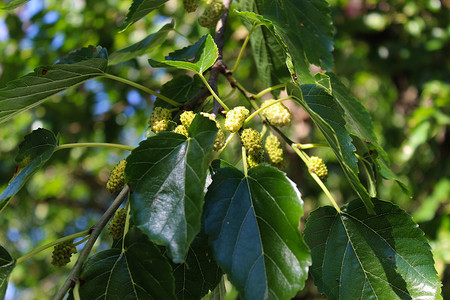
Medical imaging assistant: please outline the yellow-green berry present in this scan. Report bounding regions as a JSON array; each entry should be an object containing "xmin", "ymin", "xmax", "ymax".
[
  {"xmin": 261, "ymin": 100, "xmax": 292, "ymax": 127},
  {"xmin": 224, "ymin": 106, "xmax": 249, "ymax": 133},
  {"xmin": 214, "ymin": 129, "xmax": 226, "ymax": 151},
  {"xmin": 309, "ymin": 156, "xmax": 328, "ymax": 180},
  {"xmin": 109, "ymin": 208, "xmax": 127, "ymax": 240},
  {"xmin": 265, "ymin": 134, "xmax": 285, "ymax": 169},
  {"xmin": 149, "ymin": 107, "xmax": 172, "ymax": 134},
  {"xmin": 199, "ymin": 0, "xmax": 225, "ymax": 28},
  {"xmin": 241, "ymin": 128, "xmax": 262, "ymax": 155},
  {"xmin": 183, "ymin": 0, "xmax": 199, "ymax": 12},
  {"xmin": 51, "ymin": 240, "xmax": 77, "ymax": 267},
  {"xmin": 106, "ymin": 160, "xmax": 127, "ymax": 194},
  {"xmin": 174, "ymin": 125, "xmax": 189, "ymax": 137},
  {"xmin": 180, "ymin": 111, "xmax": 196, "ymax": 128},
  {"xmin": 247, "ymin": 149, "xmax": 264, "ymax": 169}
]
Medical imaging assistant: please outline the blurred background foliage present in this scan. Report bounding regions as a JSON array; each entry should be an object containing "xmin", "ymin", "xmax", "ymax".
[{"xmin": 0, "ymin": 0, "xmax": 448, "ymax": 298}]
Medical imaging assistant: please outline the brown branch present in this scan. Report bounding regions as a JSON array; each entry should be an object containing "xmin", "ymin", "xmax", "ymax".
[{"xmin": 52, "ymin": 186, "xmax": 129, "ymax": 300}]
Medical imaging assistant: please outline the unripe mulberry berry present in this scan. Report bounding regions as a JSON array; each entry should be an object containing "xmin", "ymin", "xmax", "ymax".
[
  {"xmin": 224, "ymin": 106, "xmax": 249, "ymax": 133},
  {"xmin": 261, "ymin": 100, "xmax": 292, "ymax": 127},
  {"xmin": 247, "ymin": 149, "xmax": 264, "ymax": 168},
  {"xmin": 200, "ymin": 112, "xmax": 225, "ymax": 151},
  {"xmin": 180, "ymin": 111, "xmax": 196, "ymax": 128},
  {"xmin": 174, "ymin": 125, "xmax": 189, "ymax": 137},
  {"xmin": 149, "ymin": 107, "xmax": 172, "ymax": 134},
  {"xmin": 51, "ymin": 240, "xmax": 77, "ymax": 267},
  {"xmin": 265, "ymin": 134, "xmax": 285, "ymax": 169},
  {"xmin": 107, "ymin": 160, "xmax": 126, "ymax": 194},
  {"xmin": 183, "ymin": 0, "xmax": 199, "ymax": 12},
  {"xmin": 199, "ymin": 0, "xmax": 225, "ymax": 28},
  {"xmin": 109, "ymin": 208, "xmax": 127, "ymax": 240},
  {"xmin": 241, "ymin": 128, "xmax": 262, "ymax": 155},
  {"xmin": 309, "ymin": 156, "xmax": 328, "ymax": 180}
]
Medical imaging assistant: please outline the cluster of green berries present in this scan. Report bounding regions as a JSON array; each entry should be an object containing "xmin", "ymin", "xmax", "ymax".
[
  {"xmin": 199, "ymin": 0, "xmax": 225, "ymax": 28},
  {"xmin": 225, "ymin": 106, "xmax": 249, "ymax": 133},
  {"xmin": 51, "ymin": 241, "xmax": 77, "ymax": 267},
  {"xmin": 149, "ymin": 107, "xmax": 172, "ymax": 134},
  {"xmin": 241, "ymin": 128, "xmax": 265, "ymax": 168},
  {"xmin": 265, "ymin": 134, "xmax": 285, "ymax": 169},
  {"xmin": 106, "ymin": 160, "xmax": 126, "ymax": 193},
  {"xmin": 183, "ymin": 0, "xmax": 199, "ymax": 12},
  {"xmin": 109, "ymin": 208, "xmax": 127, "ymax": 240},
  {"xmin": 261, "ymin": 100, "xmax": 292, "ymax": 127},
  {"xmin": 309, "ymin": 156, "xmax": 328, "ymax": 180}
]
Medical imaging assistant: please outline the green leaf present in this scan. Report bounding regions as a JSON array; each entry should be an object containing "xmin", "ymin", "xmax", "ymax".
[
  {"xmin": 0, "ymin": 245, "xmax": 15, "ymax": 299},
  {"xmin": 110, "ymin": 22, "xmax": 174, "ymax": 65},
  {"xmin": 126, "ymin": 115, "xmax": 218, "ymax": 263},
  {"xmin": 0, "ymin": 0, "xmax": 30, "ymax": 10},
  {"xmin": 57, "ymin": 45, "xmax": 108, "ymax": 64},
  {"xmin": 0, "ymin": 129, "xmax": 57, "ymax": 213},
  {"xmin": 121, "ymin": 0, "xmax": 169, "ymax": 31},
  {"xmin": 154, "ymin": 75, "xmax": 203, "ymax": 109},
  {"xmin": 209, "ymin": 277, "xmax": 226, "ymax": 300},
  {"xmin": 77, "ymin": 227, "xmax": 176, "ymax": 299},
  {"xmin": 149, "ymin": 34, "xmax": 218, "ymax": 74},
  {"xmin": 0, "ymin": 59, "xmax": 107, "ymax": 124},
  {"xmin": 235, "ymin": 11, "xmax": 290, "ymax": 89},
  {"xmin": 286, "ymin": 82, "xmax": 375, "ymax": 213},
  {"xmin": 204, "ymin": 165, "xmax": 311, "ymax": 300},
  {"xmin": 304, "ymin": 198, "xmax": 442, "ymax": 300},
  {"xmin": 240, "ymin": 0, "xmax": 334, "ymax": 84},
  {"xmin": 326, "ymin": 72, "xmax": 409, "ymax": 194},
  {"xmin": 172, "ymin": 229, "xmax": 223, "ymax": 299}
]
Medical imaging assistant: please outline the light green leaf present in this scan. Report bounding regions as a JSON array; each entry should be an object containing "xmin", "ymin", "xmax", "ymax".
[
  {"xmin": 76, "ymin": 227, "xmax": 176, "ymax": 299},
  {"xmin": 57, "ymin": 45, "xmax": 108, "ymax": 64},
  {"xmin": 126, "ymin": 115, "xmax": 218, "ymax": 263},
  {"xmin": 154, "ymin": 75, "xmax": 203, "ymax": 109},
  {"xmin": 304, "ymin": 198, "xmax": 442, "ymax": 300},
  {"xmin": 235, "ymin": 11, "xmax": 290, "ymax": 90},
  {"xmin": 0, "ymin": 129, "xmax": 57, "ymax": 213},
  {"xmin": 0, "ymin": 245, "xmax": 15, "ymax": 299},
  {"xmin": 121, "ymin": 0, "xmax": 169, "ymax": 31},
  {"xmin": 0, "ymin": 59, "xmax": 107, "ymax": 124},
  {"xmin": 149, "ymin": 34, "xmax": 218, "ymax": 74},
  {"xmin": 286, "ymin": 83, "xmax": 375, "ymax": 213},
  {"xmin": 110, "ymin": 22, "xmax": 174, "ymax": 65},
  {"xmin": 0, "ymin": 0, "xmax": 30, "ymax": 10},
  {"xmin": 204, "ymin": 165, "xmax": 311, "ymax": 300}
]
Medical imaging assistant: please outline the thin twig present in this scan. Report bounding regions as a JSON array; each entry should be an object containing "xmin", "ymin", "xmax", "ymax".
[{"xmin": 53, "ymin": 186, "xmax": 129, "ymax": 300}]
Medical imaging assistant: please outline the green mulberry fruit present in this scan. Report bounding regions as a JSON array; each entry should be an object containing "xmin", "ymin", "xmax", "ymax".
[
  {"xmin": 106, "ymin": 160, "xmax": 126, "ymax": 193},
  {"xmin": 183, "ymin": 0, "xmax": 199, "ymax": 12},
  {"xmin": 109, "ymin": 208, "xmax": 127, "ymax": 240},
  {"xmin": 265, "ymin": 134, "xmax": 285, "ymax": 169},
  {"xmin": 199, "ymin": 0, "xmax": 225, "ymax": 28},
  {"xmin": 247, "ymin": 149, "xmax": 264, "ymax": 168},
  {"xmin": 200, "ymin": 112, "xmax": 225, "ymax": 151},
  {"xmin": 174, "ymin": 124, "xmax": 189, "ymax": 137},
  {"xmin": 51, "ymin": 240, "xmax": 77, "ymax": 267},
  {"xmin": 309, "ymin": 156, "xmax": 328, "ymax": 180},
  {"xmin": 224, "ymin": 106, "xmax": 249, "ymax": 133},
  {"xmin": 149, "ymin": 107, "xmax": 172, "ymax": 134},
  {"xmin": 261, "ymin": 99, "xmax": 292, "ymax": 127},
  {"xmin": 241, "ymin": 128, "xmax": 262, "ymax": 155},
  {"xmin": 180, "ymin": 111, "xmax": 196, "ymax": 128}
]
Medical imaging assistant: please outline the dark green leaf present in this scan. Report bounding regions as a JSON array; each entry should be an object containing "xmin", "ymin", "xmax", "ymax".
[
  {"xmin": 154, "ymin": 75, "xmax": 203, "ymax": 109},
  {"xmin": 0, "ymin": 245, "xmax": 15, "ymax": 299},
  {"xmin": 149, "ymin": 35, "xmax": 218, "ymax": 74},
  {"xmin": 304, "ymin": 198, "xmax": 442, "ymax": 300},
  {"xmin": 326, "ymin": 72, "xmax": 409, "ymax": 194},
  {"xmin": 172, "ymin": 230, "xmax": 223, "ymax": 299},
  {"xmin": 0, "ymin": 129, "xmax": 57, "ymax": 213},
  {"xmin": 110, "ymin": 22, "xmax": 174, "ymax": 65},
  {"xmin": 235, "ymin": 11, "xmax": 290, "ymax": 89},
  {"xmin": 0, "ymin": 59, "xmax": 107, "ymax": 124},
  {"xmin": 126, "ymin": 115, "xmax": 218, "ymax": 263},
  {"xmin": 57, "ymin": 45, "xmax": 108, "ymax": 64},
  {"xmin": 121, "ymin": 0, "xmax": 169, "ymax": 30},
  {"xmin": 0, "ymin": 0, "xmax": 30, "ymax": 10},
  {"xmin": 287, "ymin": 82, "xmax": 375, "ymax": 213},
  {"xmin": 204, "ymin": 165, "xmax": 311, "ymax": 300},
  {"xmin": 77, "ymin": 227, "xmax": 176, "ymax": 299}
]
